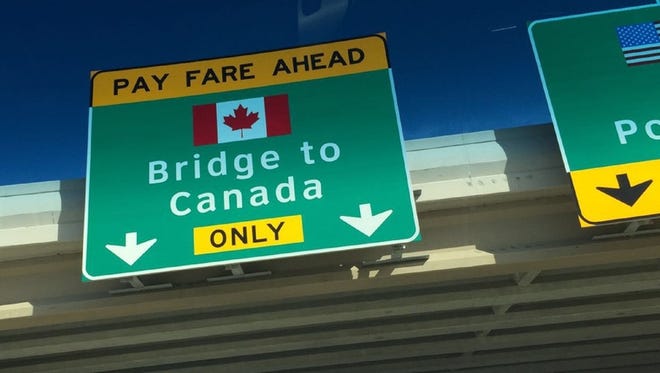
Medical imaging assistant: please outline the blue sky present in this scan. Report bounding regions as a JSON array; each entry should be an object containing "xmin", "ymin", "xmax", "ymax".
[{"xmin": 0, "ymin": 0, "xmax": 654, "ymax": 186}]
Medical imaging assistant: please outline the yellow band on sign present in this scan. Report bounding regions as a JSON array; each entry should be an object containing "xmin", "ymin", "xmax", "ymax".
[
  {"xmin": 570, "ymin": 159, "xmax": 660, "ymax": 226},
  {"xmin": 193, "ymin": 215, "xmax": 304, "ymax": 255},
  {"xmin": 91, "ymin": 35, "xmax": 389, "ymax": 107}
]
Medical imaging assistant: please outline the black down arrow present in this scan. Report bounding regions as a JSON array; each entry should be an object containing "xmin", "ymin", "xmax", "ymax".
[{"xmin": 596, "ymin": 173, "xmax": 653, "ymax": 207}]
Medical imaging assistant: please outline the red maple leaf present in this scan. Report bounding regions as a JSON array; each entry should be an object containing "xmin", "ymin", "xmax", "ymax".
[{"xmin": 223, "ymin": 104, "xmax": 259, "ymax": 138}]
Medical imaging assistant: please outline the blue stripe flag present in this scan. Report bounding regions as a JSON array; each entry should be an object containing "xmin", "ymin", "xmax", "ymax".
[{"xmin": 616, "ymin": 21, "xmax": 660, "ymax": 66}]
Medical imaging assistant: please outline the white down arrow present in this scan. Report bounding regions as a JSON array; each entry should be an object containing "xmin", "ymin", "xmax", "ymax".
[
  {"xmin": 105, "ymin": 232, "xmax": 157, "ymax": 266},
  {"xmin": 339, "ymin": 203, "xmax": 393, "ymax": 237}
]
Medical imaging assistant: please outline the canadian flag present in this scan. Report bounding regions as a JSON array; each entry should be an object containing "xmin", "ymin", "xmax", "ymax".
[{"xmin": 193, "ymin": 94, "xmax": 291, "ymax": 146}]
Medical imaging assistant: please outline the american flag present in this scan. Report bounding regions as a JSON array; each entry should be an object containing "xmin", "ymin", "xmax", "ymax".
[{"xmin": 616, "ymin": 21, "xmax": 660, "ymax": 66}]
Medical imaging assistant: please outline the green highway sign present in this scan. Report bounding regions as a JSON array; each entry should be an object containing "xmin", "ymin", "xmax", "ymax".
[
  {"xmin": 83, "ymin": 35, "xmax": 420, "ymax": 280},
  {"xmin": 530, "ymin": 4, "xmax": 660, "ymax": 172},
  {"xmin": 530, "ymin": 5, "xmax": 660, "ymax": 225}
]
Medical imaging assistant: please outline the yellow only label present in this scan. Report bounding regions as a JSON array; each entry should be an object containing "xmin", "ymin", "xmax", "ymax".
[
  {"xmin": 571, "ymin": 159, "xmax": 660, "ymax": 226},
  {"xmin": 193, "ymin": 215, "xmax": 304, "ymax": 255},
  {"xmin": 91, "ymin": 35, "xmax": 389, "ymax": 107}
]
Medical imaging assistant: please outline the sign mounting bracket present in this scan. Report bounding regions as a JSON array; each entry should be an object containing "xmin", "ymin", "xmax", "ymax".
[
  {"xmin": 108, "ymin": 276, "xmax": 173, "ymax": 295},
  {"xmin": 592, "ymin": 219, "xmax": 660, "ymax": 240},
  {"xmin": 361, "ymin": 244, "xmax": 428, "ymax": 267},
  {"xmin": 206, "ymin": 264, "xmax": 272, "ymax": 283}
]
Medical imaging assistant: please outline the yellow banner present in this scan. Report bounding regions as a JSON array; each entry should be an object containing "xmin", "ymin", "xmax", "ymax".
[
  {"xmin": 571, "ymin": 159, "xmax": 660, "ymax": 226},
  {"xmin": 193, "ymin": 215, "xmax": 304, "ymax": 255},
  {"xmin": 91, "ymin": 35, "xmax": 389, "ymax": 107}
]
